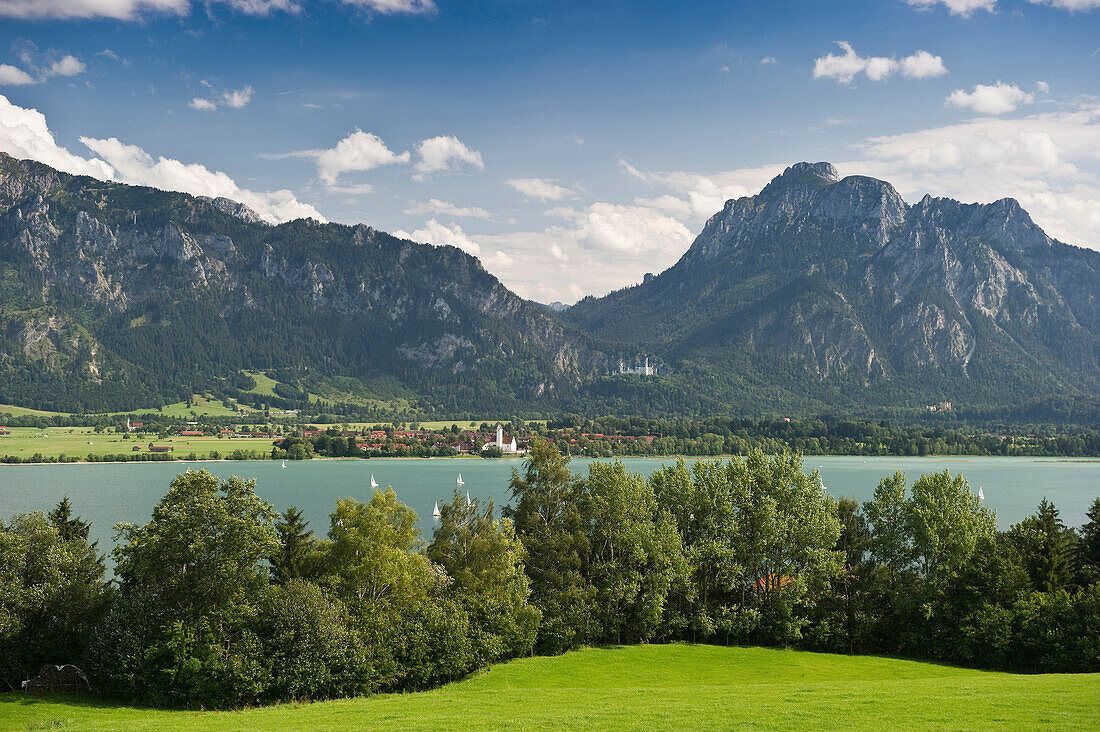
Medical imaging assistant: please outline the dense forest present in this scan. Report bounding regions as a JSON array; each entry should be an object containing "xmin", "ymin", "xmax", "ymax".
[{"xmin": 2, "ymin": 444, "xmax": 1098, "ymax": 707}]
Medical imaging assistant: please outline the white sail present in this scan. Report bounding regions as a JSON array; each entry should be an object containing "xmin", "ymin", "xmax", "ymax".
[
  {"xmin": 371, "ymin": 474, "xmax": 379, "ymax": 488},
  {"xmin": 466, "ymin": 490, "xmax": 472, "ymax": 506},
  {"xmin": 978, "ymin": 487, "xmax": 985, "ymax": 501},
  {"xmin": 433, "ymin": 502, "xmax": 441, "ymax": 518},
  {"xmin": 281, "ymin": 460, "xmax": 286, "ymax": 469},
  {"xmin": 457, "ymin": 473, "xmax": 465, "ymax": 486}
]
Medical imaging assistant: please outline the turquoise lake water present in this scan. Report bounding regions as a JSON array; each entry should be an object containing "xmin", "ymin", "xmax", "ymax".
[{"xmin": 2, "ymin": 456, "xmax": 1098, "ymax": 557}]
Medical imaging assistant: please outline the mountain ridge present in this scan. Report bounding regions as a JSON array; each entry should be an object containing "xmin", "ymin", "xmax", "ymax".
[
  {"xmin": 1, "ymin": 151, "xmax": 1097, "ymax": 420},
  {"xmin": 566, "ymin": 161, "xmax": 1100, "ymax": 413}
]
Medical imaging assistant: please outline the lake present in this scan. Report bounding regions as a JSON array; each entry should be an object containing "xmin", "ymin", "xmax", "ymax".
[{"xmin": 2, "ymin": 456, "xmax": 1098, "ymax": 558}]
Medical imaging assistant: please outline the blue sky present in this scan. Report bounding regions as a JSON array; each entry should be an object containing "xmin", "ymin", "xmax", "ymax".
[{"xmin": 0, "ymin": 0, "xmax": 1097, "ymax": 302}]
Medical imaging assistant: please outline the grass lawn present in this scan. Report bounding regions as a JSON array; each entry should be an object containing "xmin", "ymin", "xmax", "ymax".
[
  {"xmin": 242, "ymin": 370, "xmax": 279, "ymax": 398},
  {"xmin": 0, "ymin": 396, "xmax": 253, "ymax": 421},
  {"xmin": 0, "ymin": 426, "xmax": 275, "ymax": 460},
  {"xmin": 0, "ymin": 403, "xmax": 69, "ymax": 418},
  {"xmin": 1, "ymin": 645, "xmax": 1097, "ymax": 731}
]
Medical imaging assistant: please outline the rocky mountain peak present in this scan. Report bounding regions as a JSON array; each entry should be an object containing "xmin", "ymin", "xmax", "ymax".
[
  {"xmin": 911, "ymin": 194, "xmax": 1052, "ymax": 252},
  {"xmin": 760, "ymin": 161, "xmax": 839, "ymax": 194},
  {"xmin": 199, "ymin": 196, "xmax": 267, "ymax": 225}
]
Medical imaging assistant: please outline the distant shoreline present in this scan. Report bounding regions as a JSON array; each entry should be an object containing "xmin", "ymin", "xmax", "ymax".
[{"xmin": 3, "ymin": 454, "xmax": 1099, "ymax": 467}]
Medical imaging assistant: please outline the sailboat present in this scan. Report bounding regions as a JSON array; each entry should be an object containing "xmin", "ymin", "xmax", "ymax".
[
  {"xmin": 433, "ymin": 502, "xmax": 441, "ymax": 519},
  {"xmin": 371, "ymin": 474, "xmax": 379, "ymax": 489},
  {"xmin": 281, "ymin": 460, "xmax": 286, "ymax": 469},
  {"xmin": 978, "ymin": 486, "xmax": 985, "ymax": 501},
  {"xmin": 466, "ymin": 490, "xmax": 472, "ymax": 506},
  {"xmin": 456, "ymin": 473, "xmax": 465, "ymax": 487}
]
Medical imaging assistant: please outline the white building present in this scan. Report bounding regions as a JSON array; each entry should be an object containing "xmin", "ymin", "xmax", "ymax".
[{"xmin": 484, "ymin": 423, "xmax": 520, "ymax": 453}]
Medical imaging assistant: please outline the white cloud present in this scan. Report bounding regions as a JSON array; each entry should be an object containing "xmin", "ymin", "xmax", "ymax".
[
  {"xmin": 900, "ymin": 50, "xmax": 948, "ymax": 79},
  {"xmin": 813, "ymin": 42, "xmax": 947, "ymax": 84},
  {"xmin": 221, "ymin": 0, "xmax": 300, "ymax": 14},
  {"xmin": 48, "ymin": 55, "xmax": 85, "ymax": 77},
  {"xmin": 404, "ymin": 198, "xmax": 491, "ymax": 218},
  {"xmin": 275, "ymin": 129, "xmax": 410, "ymax": 189},
  {"xmin": 189, "ymin": 86, "xmax": 254, "ymax": 111},
  {"xmin": 946, "ymin": 82, "xmax": 1034, "ymax": 115},
  {"xmin": 552, "ymin": 202, "xmax": 694, "ymax": 254},
  {"xmin": 620, "ymin": 159, "xmax": 780, "ymax": 219},
  {"xmin": 469, "ymin": 202, "xmax": 695, "ymax": 302},
  {"xmin": 81, "ymin": 136, "xmax": 323, "ymax": 222},
  {"xmin": 814, "ymin": 42, "xmax": 892, "ymax": 84},
  {"xmin": 0, "ymin": 94, "xmax": 113, "ymax": 177},
  {"xmin": 394, "ymin": 219, "xmax": 480, "ymax": 256},
  {"xmin": 760, "ymin": 56, "xmax": 778, "ymax": 65},
  {"xmin": 413, "ymin": 135, "xmax": 484, "ymax": 178},
  {"xmin": 632, "ymin": 194, "xmax": 695, "ymax": 218},
  {"xmin": 340, "ymin": 0, "xmax": 436, "ymax": 14},
  {"xmin": 1027, "ymin": 0, "xmax": 1100, "ymax": 10},
  {"xmin": 0, "ymin": 0, "xmax": 304, "ymax": 19},
  {"xmin": 0, "ymin": 64, "xmax": 34, "ymax": 86},
  {"xmin": 905, "ymin": 0, "xmax": 997, "ymax": 14},
  {"xmin": 221, "ymin": 86, "xmax": 253, "ymax": 109},
  {"xmin": 317, "ymin": 130, "xmax": 409, "ymax": 185},
  {"xmin": 1036, "ymin": 80, "xmax": 1051, "ymax": 93},
  {"xmin": 506, "ymin": 177, "xmax": 574, "ymax": 201},
  {"xmin": 0, "ymin": 94, "xmax": 321, "ymax": 224}
]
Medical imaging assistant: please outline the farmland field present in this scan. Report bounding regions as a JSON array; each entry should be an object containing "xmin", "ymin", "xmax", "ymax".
[
  {"xmin": 0, "ymin": 426, "xmax": 275, "ymax": 460},
  {"xmin": 0, "ymin": 645, "xmax": 1097, "ymax": 731}
]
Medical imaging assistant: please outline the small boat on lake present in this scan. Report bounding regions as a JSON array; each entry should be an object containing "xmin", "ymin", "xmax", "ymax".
[
  {"xmin": 433, "ymin": 502, "xmax": 441, "ymax": 519},
  {"xmin": 371, "ymin": 474, "xmax": 379, "ymax": 489}
]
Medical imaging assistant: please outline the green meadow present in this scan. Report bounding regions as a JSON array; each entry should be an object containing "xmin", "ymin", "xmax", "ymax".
[
  {"xmin": 0, "ymin": 426, "xmax": 275, "ymax": 460},
  {"xmin": 1, "ymin": 645, "xmax": 1097, "ymax": 731}
]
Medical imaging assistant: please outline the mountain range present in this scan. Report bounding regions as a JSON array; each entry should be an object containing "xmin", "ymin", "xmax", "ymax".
[{"xmin": 1, "ymin": 153, "xmax": 1097, "ymax": 421}]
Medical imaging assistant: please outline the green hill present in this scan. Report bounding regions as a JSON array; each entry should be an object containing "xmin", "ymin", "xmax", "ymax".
[{"xmin": 3, "ymin": 645, "xmax": 1098, "ymax": 731}]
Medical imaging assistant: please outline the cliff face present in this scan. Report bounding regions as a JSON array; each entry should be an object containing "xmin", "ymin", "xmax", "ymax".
[
  {"xmin": 567, "ymin": 162, "xmax": 1100, "ymax": 408},
  {"xmin": 0, "ymin": 153, "xmax": 602, "ymax": 412}
]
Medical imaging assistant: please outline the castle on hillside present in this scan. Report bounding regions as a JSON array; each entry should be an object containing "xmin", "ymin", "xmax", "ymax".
[{"xmin": 619, "ymin": 357, "xmax": 656, "ymax": 376}]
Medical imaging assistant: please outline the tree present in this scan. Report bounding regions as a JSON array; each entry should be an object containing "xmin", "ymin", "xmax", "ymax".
[
  {"xmin": 863, "ymin": 472, "xmax": 912, "ymax": 578},
  {"xmin": 583, "ymin": 460, "xmax": 686, "ymax": 645},
  {"xmin": 0, "ymin": 511, "xmax": 104, "ymax": 691},
  {"xmin": 505, "ymin": 439, "xmax": 593, "ymax": 654},
  {"xmin": 48, "ymin": 496, "xmax": 91, "ymax": 543},
  {"xmin": 258, "ymin": 579, "xmax": 369, "ymax": 701},
  {"xmin": 836, "ymin": 498, "xmax": 869, "ymax": 571},
  {"xmin": 1007, "ymin": 499, "xmax": 1077, "ymax": 593},
  {"xmin": 320, "ymin": 490, "xmax": 434, "ymax": 615},
  {"xmin": 724, "ymin": 449, "xmax": 843, "ymax": 645},
  {"xmin": 96, "ymin": 470, "xmax": 279, "ymax": 706},
  {"xmin": 650, "ymin": 459, "xmax": 735, "ymax": 642},
  {"xmin": 1079, "ymin": 498, "xmax": 1100, "ymax": 585},
  {"xmin": 428, "ymin": 490, "xmax": 539, "ymax": 666},
  {"xmin": 907, "ymin": 470, "xmax": 996, "ymax": 582},
  {"xmin": 270, "ymin": 506, "xmax": 317, "ymax": 583},
  {"xmin": 112, "ymin": 469, "xmax": 278, "ymax": 622}
]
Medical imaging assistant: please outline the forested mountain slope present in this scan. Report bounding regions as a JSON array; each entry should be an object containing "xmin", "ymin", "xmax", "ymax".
[
  {"xmin": 0, "ymin": 153, "xmax": 604, "ymax": 413},
  {"xmin": 2, "ymin": 153, "xmax": 1098, "ymax": 419},
  {"xmin": 566, "ymin": 162, "xmax": 1100, "ymax": 415}
]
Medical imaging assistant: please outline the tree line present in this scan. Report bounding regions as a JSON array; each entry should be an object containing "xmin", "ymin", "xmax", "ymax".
[{"xmin": 1, "ymin": 442, "xmax": 1098, "ymax": 707}]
